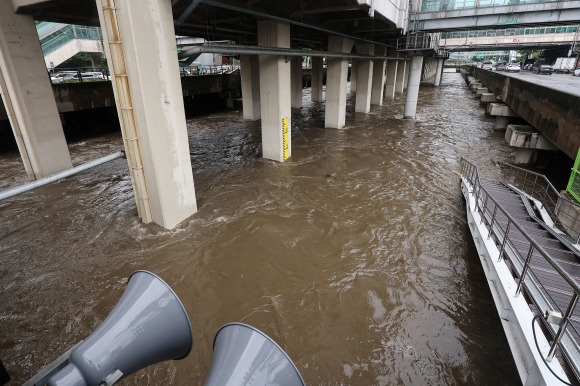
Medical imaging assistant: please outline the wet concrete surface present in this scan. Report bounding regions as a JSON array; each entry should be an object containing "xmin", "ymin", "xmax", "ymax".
[
  {"xmin": 485, "ymin": 68, "xmax": 580, "ymax": 95},
  {"xmin": 1, "ymin": 72, "xmax": 524, "ymax": 385}
]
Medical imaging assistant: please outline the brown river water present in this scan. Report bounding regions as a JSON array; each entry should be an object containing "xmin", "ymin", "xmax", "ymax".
[{"xmin": 1, "ymin": 71, "xmax": 524, "ymax": 385}]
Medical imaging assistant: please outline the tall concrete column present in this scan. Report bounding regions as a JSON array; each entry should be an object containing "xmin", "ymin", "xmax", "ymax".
[
  {"xmin": 291, "ymin": 56, "xmax": 302, "ymax": 108},
  {"xmin": 240, "ymin": 54, "xmax": 260, "ymax": 120},
  {"xmin": 403, "ymin": 61, "xmax": 409, "ymax": 90},
  {"xmin": 434, "ymin": 58, "xmax": 444, "ymax": 86},
  {"xmin": 395, "ymin": 60, "xmax": 406, "ymax": 93},
  {"xmin": 371, "ymin": 46, "xmax": 387, "ymax": 106},
  {"xmin": 257, "ymin": 20, "xmax": 291, "ymax": 161},
  {"xmin": 0, "ymin": 2, "xmax": 73, "ymax": 179},
  {"xmin": 355, "ymin": 43, "xmax": 374, "ymax": 113},
  {"xmin": 403, "ymin": 55, "xmax": 424, "ymax": 119},
  {"xmin": 385, "ymin": 60, "xmax": 398, "ymax": 99},
  {"xmin": 325, "ymin": 36, "xmax": 353, "ymax": 129},
  {"xmin": 96, "ymin": 0, "xmax": 197, "ymax": 229},
  {"xmin": 311, "ymin": 56, "xmax": 323, "ymax": 102},
  {"xmin": 350, "ymin": 59, "xmax": 358, "ymax": 93}
]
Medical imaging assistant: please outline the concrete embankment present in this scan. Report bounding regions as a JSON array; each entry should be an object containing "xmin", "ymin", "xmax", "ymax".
[{"xmin": 470, "ymin": 67, "xmax": 580, "ymax": 159}]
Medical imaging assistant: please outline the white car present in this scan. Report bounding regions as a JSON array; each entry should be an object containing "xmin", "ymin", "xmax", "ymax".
[
  {"xmin": 506, "ymin": 63, "xmax": 521, "ymax": 72},
  {"xmin": 574, "ymin": 68, "xmax": 580, "ymax": 77}
]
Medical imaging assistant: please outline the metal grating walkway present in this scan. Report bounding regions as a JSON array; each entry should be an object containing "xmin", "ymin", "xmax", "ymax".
[{"xmin": 481, "ymin": 179, "xmax": 580, "ymax": 376}]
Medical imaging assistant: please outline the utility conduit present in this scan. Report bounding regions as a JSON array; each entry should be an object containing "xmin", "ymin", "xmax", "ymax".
[{"xmin": 0, "ymin": 151, "xmax": 124, "ymax": 201}]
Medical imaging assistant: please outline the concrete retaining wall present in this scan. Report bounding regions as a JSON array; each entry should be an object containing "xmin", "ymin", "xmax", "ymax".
[{"xmin": 472, "ymin": 67, "xmax": 580, "ymax": 159}]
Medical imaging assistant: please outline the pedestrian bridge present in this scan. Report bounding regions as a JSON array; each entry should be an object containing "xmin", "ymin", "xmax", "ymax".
[
  {"xmin": 37, "ymin": 22, "xmax": 105, "ymax": 68},
  {"xmin": 411, "ymin": 0, "xmax": 580, "ymax": 31}
]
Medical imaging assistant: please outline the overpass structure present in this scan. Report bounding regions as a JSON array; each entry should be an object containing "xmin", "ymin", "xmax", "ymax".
[
  {"xmin": 1, "ymin": 0, "xmax": 580, "ymax": 231},
  {"xmin": 0, "ymin": 0, "xmax": 419, "ymax": 230}
]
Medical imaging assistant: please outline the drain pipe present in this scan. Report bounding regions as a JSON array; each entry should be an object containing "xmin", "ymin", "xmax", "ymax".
[
  {"xmin": 178, "ymin": 44, "xmax": 408, "ymax": 62},
  {"xmin": 0, "ymin": 151, "xmax": 125, "ymax": 201}
]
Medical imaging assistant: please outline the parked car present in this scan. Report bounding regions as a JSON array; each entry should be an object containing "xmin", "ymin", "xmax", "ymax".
[
  {"xmin": 505, "ymin": 63, "xmax": 521, "ymax": 72},
  {"xmin": 50, "ymin": 71, "xmax": 77, "ymax": 83},
  {"xmin": 532, "ymin": 64, "xmax": 553, "ymax": 75},
  {"xmin": 495, "ymin": 62, "xmax": 506, "ymax": 71},
  {"xmin": 73, "ymin": 72, "xmax": 105, "ymax": 80},
  {"xmin": 574, "ymin": 68, "xmax": 580, "ymax": 77}
]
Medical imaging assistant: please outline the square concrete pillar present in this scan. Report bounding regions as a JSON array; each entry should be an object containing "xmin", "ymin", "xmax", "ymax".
[
  {"xmin": 0, "ymin": 2, "xmax": 72, "ymax": 179},
  {"xmin": 240, "ymin": 54, "xmax": 260, "ymax": 120},
  {"xmin": 311, "ymin": 56, "xmax": 323, "ymax": 102},
  {"xmin": 434, "ymin": 58, "xmax": 444, "ymax": 86},
  {"xmin": 371, "ymin": 46, "xmax": 387, "ymax": 106},
  {"xmin": 96, "ymin": 0, "xmax": 196, "ymax": 229},
  {"xmin": 385, "ymin": 59, "xmax": 398, "ymax": 99},
  {"xmin": 395, "ymin": 60, "xmax": 406, "ymax": 93},
  {"xmin": 257, "ymin": 20, "xmax": 291, "ymax": 161},
  {"xmin": 403, "ymin": 55, "xmax": 424, "ymax": 119},
  {"xmin": 355, "ymin": 43, "xmax": 374, "ymax": 113},
  {"xmin": 350, "ymin": 59, "xmax": 358, "ymax": 93},
  {"xmin": 291, "ymin": 56, "xmax": 303, "ymax": 108},
  {"xmin": 325, "ymin": 36, "xmax": 353, "ymax": 129}
]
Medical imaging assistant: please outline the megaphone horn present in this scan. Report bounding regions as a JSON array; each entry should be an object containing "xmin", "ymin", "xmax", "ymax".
[
  {"xmin": 204, "ymin": 323, "xmax": 305, "ymax": 386},
  {"xmin": 47, "ymin": 270, "xmax": 193, "ymax": 386}
]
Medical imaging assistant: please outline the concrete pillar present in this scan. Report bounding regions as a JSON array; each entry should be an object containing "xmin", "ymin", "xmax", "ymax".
[
  {"xmin": 291, "ymin": 56, "xmax": 302, "ymax": 108},
  {"xmin": 403, "ymin": 55, "xmax": 424, "ymax": 119},
  {"xmin": 355, "ymin": 43, "xmax": 374, "ymax": 113},
  {"xmin": 0, "ymin": 3, "xmax": 73, "ymax": 179},
  {"xmin": 325, "ymin": 36, "xmax": 353, "ymax": 129},
  {"xmin": 240, "ymin": 54, "xmax": 260, "ymax": 120},
  {"xmin": 350, "ymin": 59, "xmax": 358, "ymax": 93},
  {"xmin": 371, "ymin": 46, "xmax": 387, "ymax": 106},
  {"xmin": 385, "ymin": 60, "xmax": 398, "ymax": 99},
  {"xmin": 395, "ymin": 60, "xmax": 406, "ymax": 93},
  {"xmin": 311, "ymin": 56, "xmax": 323, "ymax": 102},
  {"xmin": 96, "ymin": 0, "xmax": 196, "ymax": 229},
  {"xmin": 257, "ymin": 20, "xmax": 291, "ymax": 161},
  {"xmin": 403, "ymin": 61, "xmax": 409, "ymax": 90},
  {"xmin": 434, "ymin": 58, "xmax": 444, "ymax": 86}
]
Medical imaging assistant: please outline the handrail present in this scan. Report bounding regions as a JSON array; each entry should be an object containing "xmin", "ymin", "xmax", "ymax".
[
  {"xmin": 460, "ymin": 157, "xmax": 580, "ymax": 372},
  {"xmin": 499, "ymin": 161, "xmax": 580, "ymax": 243},
  {"xmin": 461, "ymin": 159, "xmax": 580, "ymax": 293}
]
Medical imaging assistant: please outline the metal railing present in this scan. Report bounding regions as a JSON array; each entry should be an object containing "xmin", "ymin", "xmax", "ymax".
[
  {"xmin": 179, "ymin": 65, "xmax": 239, "ymax": 76},
  {"xmin": 460, "ymin": 157, "xmax": 580, "ymax": 379},
  {"xmin": 499, "ymin": 162, "xmax": 580, "ymax": 244},
  {"xmin": 397, "ymin": 32, "xmax": 440, "ymax": 51}
]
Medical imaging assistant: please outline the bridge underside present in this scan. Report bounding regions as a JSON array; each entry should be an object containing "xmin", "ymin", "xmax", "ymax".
[
  {"xmin": 412, "ymin": 0, "xmax": 580, "ymax": 31},
  {"xmin": 14, "ymin": 0, "xmax": 403, "ymax": 48}
]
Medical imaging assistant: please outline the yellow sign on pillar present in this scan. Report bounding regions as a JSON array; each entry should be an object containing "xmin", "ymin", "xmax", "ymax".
[{"xmin": 282, "ymin": 117, "xmax": 289, "ymax": 161}]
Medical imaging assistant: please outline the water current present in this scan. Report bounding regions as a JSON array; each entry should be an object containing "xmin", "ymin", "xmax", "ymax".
[{"xmin": 1, "ymin": 71, "xmax": 523, "ymax": 385}]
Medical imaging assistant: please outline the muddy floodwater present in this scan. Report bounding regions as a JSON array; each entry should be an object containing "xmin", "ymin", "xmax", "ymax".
[{"xmin": 1, "ymin": 71, "xmax": 523, "ymax": 385}]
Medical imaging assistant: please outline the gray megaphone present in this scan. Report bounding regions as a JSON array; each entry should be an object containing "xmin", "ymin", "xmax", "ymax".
[
  {"xmin": 204, "ymin": 323, "xmax": 305, "ymax": 386},
  {"xmin": 46, "ymin": 270, "xmax": 193, "ymax": 386}
]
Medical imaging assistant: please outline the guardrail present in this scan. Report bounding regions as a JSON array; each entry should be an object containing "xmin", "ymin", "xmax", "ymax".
[
  {"xmin": 179, "ymin": 65, "xmax": 239, "ymax": 76},
  {"xmin": 460, "ymin": 157, "xmax": 580, "ymax": 377},
  {"xmin": 499, "ymin": 162, "xmax": 580, "ymax": 244}
]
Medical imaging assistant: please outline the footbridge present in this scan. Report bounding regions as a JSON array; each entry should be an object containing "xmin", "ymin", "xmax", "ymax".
[
  {"xmin": 441, "ymin": 24, "xmax": 579, "ymax": 51},
  {"xmin": 37, "ymin": 22, "xmax": 105, "ymax": 68},
  {"xmin": 410, "ymin": 0, "xmax": 580, "ymax": 31}
]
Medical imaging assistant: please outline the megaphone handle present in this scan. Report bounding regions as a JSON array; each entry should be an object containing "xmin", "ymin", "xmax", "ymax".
[{"xmin": 101, "ymin": 369, "xmax": 123, "ymax": 386}]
